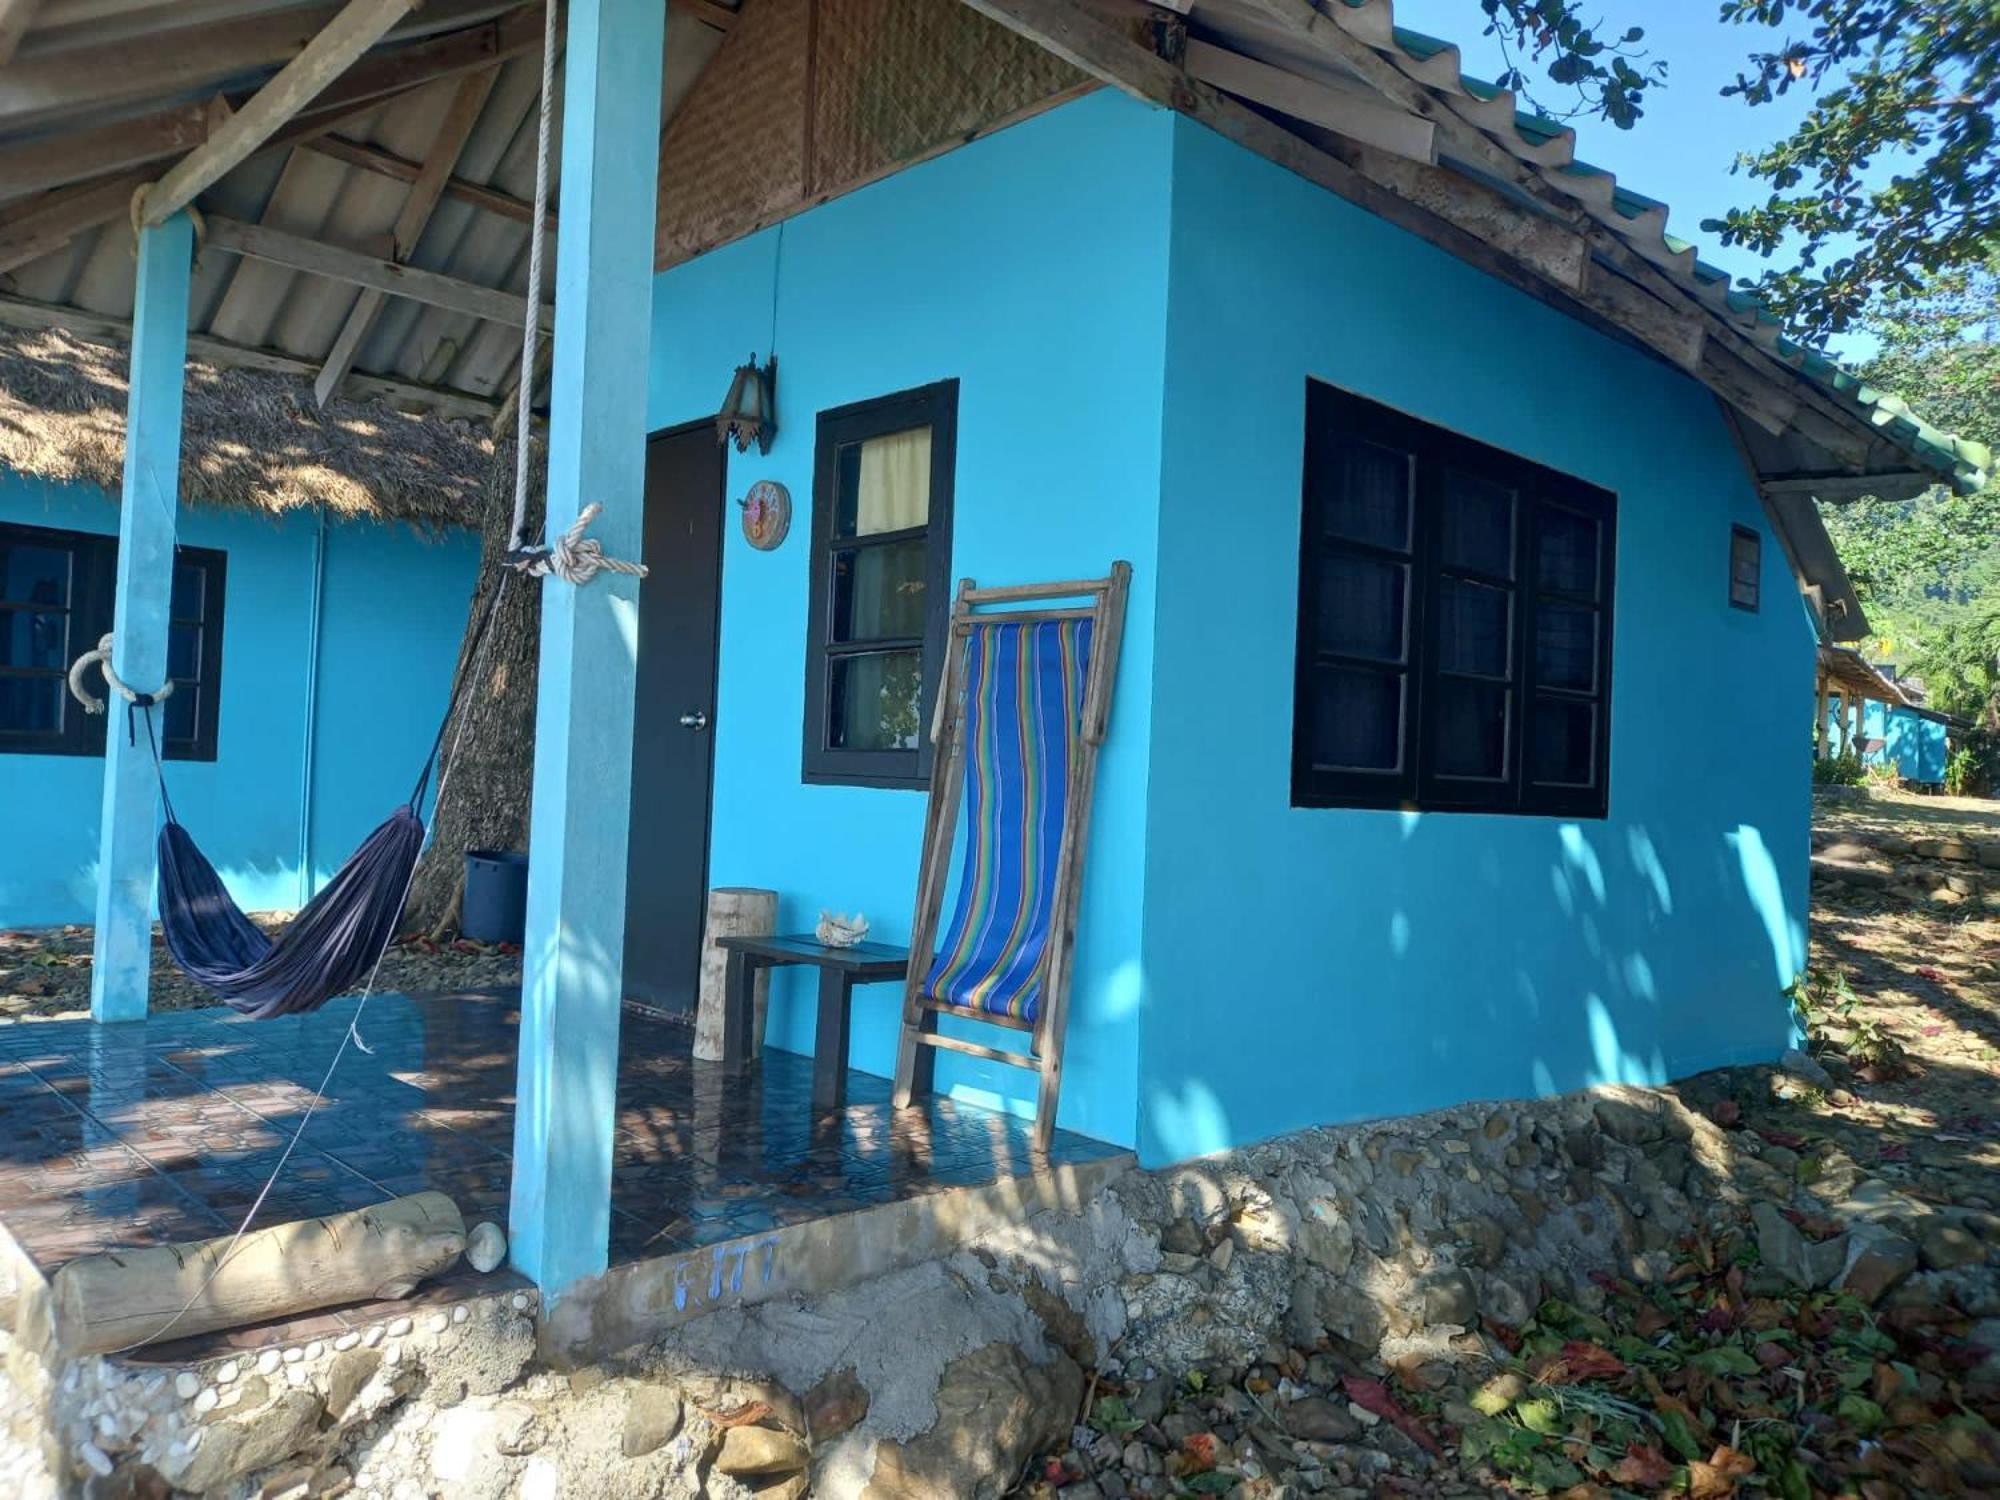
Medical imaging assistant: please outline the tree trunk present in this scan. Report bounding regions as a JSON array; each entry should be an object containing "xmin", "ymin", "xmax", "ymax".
[{"xmin": 404, "ymin": 440, "xmax": 545, "ymax": 936}]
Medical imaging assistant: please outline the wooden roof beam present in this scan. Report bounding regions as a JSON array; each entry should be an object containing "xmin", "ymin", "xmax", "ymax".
[
  {"xmin": 0, "ymin": 292, "xmax": 501, "ymax": 420},
  {"xmin": 1183, "ymin": 39, "xmax": 1435, "ymax": 163},
  {"xmin": 138, "ymin": 0, "xmax": 427, "ymax": 229},
  {"xmin": 302, "ymin": 135, "xmax": 556, "ymax": 231},
  {"xmin": 0, "ymin": 8, "xmax": 545, "ymax": 201},
  {"xmin": 315, "ymin": 66, "xmax": 500, "ymax": 406},
  {"xmin": 203, "ymin": 213, "xmax": 555, "ymax": 330},
  {"xmin": 0, "ymin": 0, "xmax": 42, "ymax": 68}
]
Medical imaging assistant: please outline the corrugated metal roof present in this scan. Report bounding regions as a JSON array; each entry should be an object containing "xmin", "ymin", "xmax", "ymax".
[{"xmin": 0, "ymin": 1, "xmax": 728, "ymax": 417}]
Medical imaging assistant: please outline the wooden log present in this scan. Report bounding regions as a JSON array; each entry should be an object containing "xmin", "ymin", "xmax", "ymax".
[
  {"xmin": 694, "ymin": 887, "xmax": 777, "ymax": 1062},
  {"xmin": 51, "ymin": 1191, "xmax": 466, "ymax": 1356}
]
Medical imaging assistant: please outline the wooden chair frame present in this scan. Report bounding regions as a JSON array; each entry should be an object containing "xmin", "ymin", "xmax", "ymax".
[{"xmin": 891, "ymin": 561, "xmax": 1132, "ymax": 1150}]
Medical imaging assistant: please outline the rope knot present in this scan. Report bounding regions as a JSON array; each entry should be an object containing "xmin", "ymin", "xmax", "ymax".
[
  {"xmin": 68, "ymin": 633, "xmax": 176, "ymax": 716},
  {"xmin": 506, "ymin": 502, "xmax": 647, "ymax": 584}
]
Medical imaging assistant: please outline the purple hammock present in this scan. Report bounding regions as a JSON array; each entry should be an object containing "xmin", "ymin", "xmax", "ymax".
[{"xmin": 143, "ymin": 593, "xmax": 483, "ymax": 1020}]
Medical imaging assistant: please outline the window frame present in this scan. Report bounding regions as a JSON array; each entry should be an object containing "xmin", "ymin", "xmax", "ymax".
[
  {"xmin": 1728, "ymin": 523, "xmax": 1761, "ymax": 613},
  {"xmin": 1291, "ymin": 382, "xmax": 1617, "ymax": 819},
  {"xmin": 801, "ymin": 379, "xmax": 959, "ymax": 789},
  {"xmin": 0, "ymin": 520, "xmax": 226, "ymax": 762}
]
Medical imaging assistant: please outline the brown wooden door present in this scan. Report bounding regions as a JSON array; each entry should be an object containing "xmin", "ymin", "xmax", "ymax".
[{"xmin": 624, "ymin": 422, "xmax": 726, "ymax": 1013}]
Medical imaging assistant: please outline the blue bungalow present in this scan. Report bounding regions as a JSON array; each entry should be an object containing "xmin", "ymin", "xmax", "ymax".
[
  {"xmin": 1815, "ymin": 644, "xmax": 1957, "ymax": 787},
  {"xmin": 0, "ymin": 330, "xmax": 482, "ymax": 927},
  {"xmin": 0, "ymin": 0, "xmax": 1987, "ymax": 1318}
]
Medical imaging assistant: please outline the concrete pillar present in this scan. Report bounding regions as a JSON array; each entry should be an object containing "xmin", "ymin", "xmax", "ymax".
[
  {"xmin": 507, "ymin": 0, "xmax": 665, "ymax": 1298},
  {"xmin": 90, "ymin": 211, "xmax": 194, "ymax": 1023}
]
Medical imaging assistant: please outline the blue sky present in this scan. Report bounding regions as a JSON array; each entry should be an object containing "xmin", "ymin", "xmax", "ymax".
[{"xmin": 1390, "ymin": 2, "xmax": 1874, "ymax": 360}]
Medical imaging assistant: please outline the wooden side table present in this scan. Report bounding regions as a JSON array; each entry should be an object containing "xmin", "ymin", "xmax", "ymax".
[{"xmin": 713, "ymin": 934, "xmax": 911, "ymax": 1109}]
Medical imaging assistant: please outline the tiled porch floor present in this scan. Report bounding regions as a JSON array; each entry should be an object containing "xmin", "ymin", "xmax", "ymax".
[{"xmin": 0, "ymin": 991, "xmax": 1123, "ymax": 1301}]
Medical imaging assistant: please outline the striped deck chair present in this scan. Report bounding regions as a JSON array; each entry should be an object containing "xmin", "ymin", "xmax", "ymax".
[{"xmin": 893, "ymin": 563, "xmax": 1131, "ymax": 1149}]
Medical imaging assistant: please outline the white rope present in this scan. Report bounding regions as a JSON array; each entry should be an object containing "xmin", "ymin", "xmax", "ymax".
[
  {"xmin": 509, "ymin": 0, "xmax": 558, "ymax": 554},
  {"xmin": 67, "ymin": 633, "xmax": 175, "ymax": 716},
  {"xmin": 507, "ymin": 501, "xmax": 648, "ymax": 583},
  {"xmin": 500, "ymin": 1, "xmax": 647, "ymax": 585}
]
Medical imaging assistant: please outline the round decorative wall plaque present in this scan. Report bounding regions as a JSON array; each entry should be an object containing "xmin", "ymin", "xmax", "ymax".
[{"xmin": 739, "ymin": 479, "xmax": 791, "ymax": 551}]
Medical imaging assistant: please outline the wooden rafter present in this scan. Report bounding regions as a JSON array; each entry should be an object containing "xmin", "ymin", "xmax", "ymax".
[
  {"xmin": 0, "ymin": 0, "xmax": 42, "ymax": 68},
  {"xmin": 203, "ymin": 215, "xmax": 555, "ymax": 330},
  {"xmin": 0, "ymin": 292, "xmax": 500, "ymax": 420},
  {"xmin": 303, "ymin": 135, "xmax": 555, "ymax": 231},
  {"xmin": 0, "ymin": 171, "xmax": 152, "ymax": 275},
  {"xmin": 315, "ymin": 67, "xmax": 501, "ymax": 407},
  {"xmin": 139, "ymin": 0, "xmax": 427, "ymax": 229},
  {"xmin": 0, "ymin": 7, "xmax": 544, "ymax": 200}
]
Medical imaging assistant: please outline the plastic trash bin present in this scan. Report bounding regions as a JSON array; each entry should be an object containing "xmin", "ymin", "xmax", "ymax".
[{"xmin": 462, "ymin": 849, "xmax": 529, "ymax": 944}]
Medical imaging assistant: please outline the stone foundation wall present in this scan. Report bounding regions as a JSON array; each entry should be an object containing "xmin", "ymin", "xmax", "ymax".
[{"xmin": 9, "ymin": 1074, "xmax": 1992, "ymax": 1498}]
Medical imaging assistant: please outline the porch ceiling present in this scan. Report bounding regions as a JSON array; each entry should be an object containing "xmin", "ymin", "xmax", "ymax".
[{"xmin": 0, "ymin": 0, "xmax": 729, "ymax": 424}]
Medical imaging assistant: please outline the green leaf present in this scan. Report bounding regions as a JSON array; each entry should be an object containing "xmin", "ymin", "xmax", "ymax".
[
  {"xmin": 1516, "ymin": 1397, "xmax": 1565, "ymax": 1436},
  {"xmin": 1837, "ymin": 1392, "xmax": 1888, "ymax": 1433},
  {"xmin": 1659, "ymin": 1407, "xmax": 1703, "ymax": 1461},
  {"xmin": 1184, "ymin": 1472, "xmax": 1237, "ymax": 1495},
  {"xmin": 1689, "ymin": 1345, "xmax": 1762, "ymax": 1376}
]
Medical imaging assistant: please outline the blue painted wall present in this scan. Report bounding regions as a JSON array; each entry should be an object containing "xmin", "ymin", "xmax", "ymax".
[
  {"xmin": 646, "ymin": 92, "xmax": 1174, "ymax": 1148},
  {"xmin": 1137, "ymin": 118, "xmax": 1818, "ymax": 1164},
  {"xmin": 0, "ymin": 472, "xmax": 477, "ymax": 928}
]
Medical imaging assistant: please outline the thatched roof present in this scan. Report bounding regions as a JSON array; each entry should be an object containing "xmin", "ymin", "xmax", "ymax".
[{"xmin": 0, "ymin": 328, "xmax": 500, "ymax": 530}]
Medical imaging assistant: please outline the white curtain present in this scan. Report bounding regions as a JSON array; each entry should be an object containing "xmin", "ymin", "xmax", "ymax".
[{"xmin": 856, "ymin": 427, "xmax": 931, "ymax": 534}]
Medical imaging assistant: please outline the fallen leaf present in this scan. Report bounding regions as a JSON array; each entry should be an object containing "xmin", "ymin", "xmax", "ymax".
[
  {"xmin": 1688, "ymin": 1445, "xmax": 1757, "ymax": 1499},
  {"xmin": 1612, "ymin": 1442, "xmax": 1677, "ymax": 1487},
  {"xmin": 1178, "ymin": 1431, "xmax": 1219, "ymax": 1474}
]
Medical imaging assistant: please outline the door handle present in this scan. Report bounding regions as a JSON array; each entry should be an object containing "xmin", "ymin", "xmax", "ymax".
[{"xmin": 678, "ymin": 710, "xmax": 709, "ymax": 731}]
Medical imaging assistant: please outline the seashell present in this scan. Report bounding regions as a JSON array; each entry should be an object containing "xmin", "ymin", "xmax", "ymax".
[{"xmin": 815, "ymin": 910, "xmax": 870, "ymax": 948}]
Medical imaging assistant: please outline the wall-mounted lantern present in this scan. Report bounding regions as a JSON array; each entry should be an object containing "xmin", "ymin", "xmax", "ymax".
[{"xmin": 716, "ymin": 353, "xmax": 777, "ymax": 455}]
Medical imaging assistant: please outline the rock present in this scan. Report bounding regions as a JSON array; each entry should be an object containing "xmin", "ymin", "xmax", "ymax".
[
  {"xmin": 1836, "ymin": 1229, "xmax": 1919, "ymax": 1305},
  {"xmin": 1919, "ymin": 1220, "xmax": 1987, "ymax": 1271},
  {"xmin": 1159, "ymin": 1218, "xmax": 1206, "ymax": 1256},
  {"xmin": 164, "ymin": 1391, "xmax": 323, "ymax": 1496},
  {"xmin": 1935, "ymin": 840, "xmax": 1977, "ymax": 862},
  {"xmin": 1283, "ymin": 1396, "xmax": 1361, "ymax": 1443},
  {"xmin": 804, "ymin": 1367, "xmax": 870, "ymax": 1443},
  {"xmin": 1978, "ymin": 843, "xmax": 2000, "ymax": 870},
  {"xmin": 1752, "ymin": 1202, "xmax": 1847, "ymax": 1289},
  {"xmin": 714, "ymin": 1425, "xmax": 811, "ymax": 1478},
  {"xmin": 622, "ymin": 1382, "xmax": 684, "ymax": 1457},
  {"xmin": 862, "ymin": 1342, "xmax": 1083, "ymax": 1500},
  {"xmin": 491, "ymin": 1402, "xmax": 544, "ymax": 1457},
  {"xmin": 752, "ymin": 1478, "xmax": 810, "ymax": 1500},
  {"xmin": 466, "ymin": 1221, "xmax": 508, "ymax": 1274},
  {"xmin": 1419, "ymin": 1270, "xmax": 1478, "ymax": 1327},
  {"xmin": 1592, "ymin": 1097, "xmax": 1663, "ymax": 1146},
  {"xmin": 1779, "ymin": 1049, "xmax": 1834, "ymax": 1089},
  {"xmin": 324, "ymin": 1348, "xmax": 382, "ymax": 1421},
  {"xmin": 1130, "ymin": 1374, "xmax": 1174, "ymax": 1426},
  {"xmin": 430, "ymin": 1405, "xmax": 521, "ymax": 1500}
]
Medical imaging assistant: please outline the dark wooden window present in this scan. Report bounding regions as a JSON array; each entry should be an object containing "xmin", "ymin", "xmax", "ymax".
[
  {"xmin": 1293, "ymin": 383, "xmax": 1616, "ymax": 817},
  {"xmin": 0, "ymin": 520, "xmax": 225, "ymax": 761},
  {"xmin": 803, "ymin": 380, "xmax": 958, "ymax": 788},
  {"xmin": 1729, "ymin": 524, "xmax": 1761, "ymax": 612}
]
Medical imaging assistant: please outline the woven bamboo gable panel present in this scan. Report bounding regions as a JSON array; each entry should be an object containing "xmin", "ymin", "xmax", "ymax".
[{"xmin": 657, "ymin": 0, "xmax": 1085, "ymax": 267}]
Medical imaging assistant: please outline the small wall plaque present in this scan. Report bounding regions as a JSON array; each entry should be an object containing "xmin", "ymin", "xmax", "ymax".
[{"xmin": 739, "ymin": 479, "xmax": 791, "ymax": 551}]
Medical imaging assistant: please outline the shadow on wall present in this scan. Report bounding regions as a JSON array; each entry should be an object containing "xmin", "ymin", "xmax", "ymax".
[{"xmin": 1143, "ymin": 813, "xmax": 1807, "ymax": 1163}]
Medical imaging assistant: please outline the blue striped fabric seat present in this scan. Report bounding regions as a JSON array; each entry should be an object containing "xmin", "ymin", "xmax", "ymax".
[{"xmin": 923, "ymin": 617, "xmax": 1094, "ymax": 1024}]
